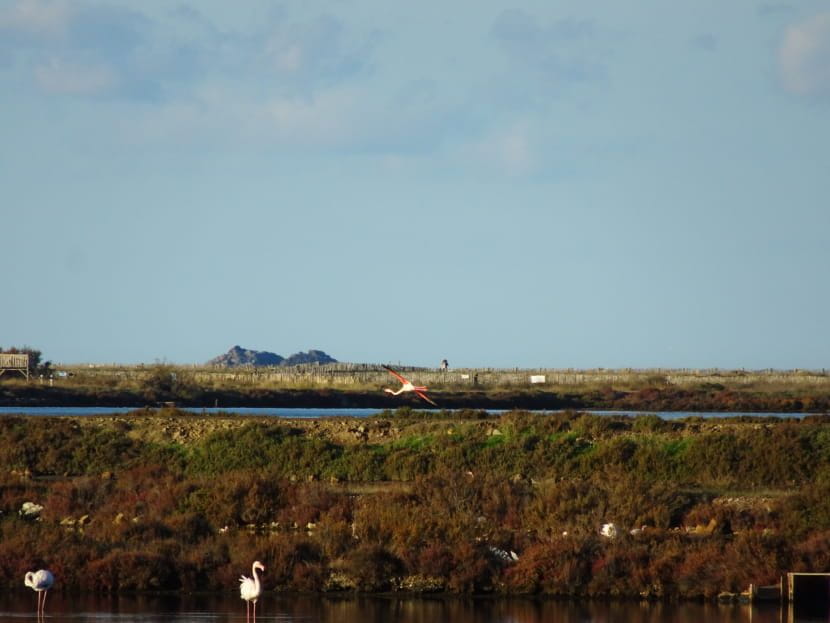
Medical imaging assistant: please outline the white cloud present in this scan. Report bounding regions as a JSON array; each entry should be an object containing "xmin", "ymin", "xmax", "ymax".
[
  {"xmin": 779, "ymin": 12, "xmax": 830, "ymax": 96},
  {"xmin": 267, "ymin": 89, "xmax": 358, "ymax": 147},
  {"xmin": 490, "ymin": 9, "xmax": 604, "ymax": 88},
  {"xmin": 119, "ymin": 84, "xmax": 364, "ymax": 150},
  {"xmin": 0, "ymin": 0, "xmax": 70, "ymax": 36},
  {"xmin": 261, "ymin": 13, "xmax": 376, "ymax": 90},
  {"xmin": 121, "ymin": 77, "xmax": 465, "ymax": 159},
  {"xmin": 690, "ymin": 33, "xmax": 718, "ymax": 52},
  {"xmin": 0, "ymin": 4, "xmax": 514, "ymax": 165},
  {"xmin": 0, "ymin": 1, "xmax": 163, "ymax": 99},
  {"xmin": 273, "ymin": 44, "xmax": 303, "ymax": 73},
  {"xmin": 461, "ymin": 122, "xmax": 539, "ymax": 177},
  {"xmin": 120, "ymin": 85, "xmax": 262, "ymax": 146},
  {"xmin": 34, "ymin": 57, "xmax": 116, "ymax": 95}
]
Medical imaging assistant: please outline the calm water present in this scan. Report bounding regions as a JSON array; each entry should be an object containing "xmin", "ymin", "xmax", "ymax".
[
  {"xmin": 0, "ymin": 593, "xmax": 826, "ymax": 623},
  {"xmin": 0, "ymin": 407, "xmax": 811, "ymax": 419}
]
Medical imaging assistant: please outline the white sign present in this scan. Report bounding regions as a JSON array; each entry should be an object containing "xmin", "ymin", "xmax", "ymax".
[{"xmin": 530, "ymin": 375, "xmax": 546, "ymax": 384}]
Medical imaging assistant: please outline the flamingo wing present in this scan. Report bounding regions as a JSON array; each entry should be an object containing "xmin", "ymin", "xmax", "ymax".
[
  {"xmin": 239, "ymin": 575, "xmax": 256, "ymax": 600},
  {"xmin": 414, "ymin": 390, "xmax": 438, "ymax": 407},
  {"xmin": 382, "ymin": 365, "xmax": 410, "ymax": 385},
  {"xmin": 27, "ymin": 570, "xmax": 53, "ymax": 590}
]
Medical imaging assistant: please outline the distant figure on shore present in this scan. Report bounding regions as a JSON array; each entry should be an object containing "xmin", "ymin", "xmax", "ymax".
[
  {"xmin": 25, "ymin": 568, "xmax": 53, "ymax": 618},
  {"xmin": 440, "ymin": 359, "xmax": 449, "ymax": 371}
]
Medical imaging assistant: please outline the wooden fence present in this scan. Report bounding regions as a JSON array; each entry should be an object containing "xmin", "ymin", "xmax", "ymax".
[{"xmin": 59, "ymin": 363, "xmax": 830, "ymax": 390}]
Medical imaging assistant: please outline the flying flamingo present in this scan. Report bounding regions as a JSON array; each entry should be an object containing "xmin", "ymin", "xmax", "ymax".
[
  {"xmin": 239, "ymin": 560, "xmax": 265, "ymax": 622},
  {"xmin": 382, "ymin": 365, "xmax": 438, "ymax": 406},
  {"xmin": 24, "ymin": 569, "xmax": 54, "ymax": 618}
]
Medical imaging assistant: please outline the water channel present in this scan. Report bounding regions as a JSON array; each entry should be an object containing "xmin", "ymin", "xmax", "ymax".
[
  {"xmin": 0, "ymin": 593, "xmax": 827, "ymax": 623},
  {"xmin": 0, "ymin": 407, "xmax": 813, "ymax": 419}
]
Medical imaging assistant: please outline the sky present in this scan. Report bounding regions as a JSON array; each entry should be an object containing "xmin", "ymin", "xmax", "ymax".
[{"xmin": 1, "ymin": 0, "xmax": 829, "ymax": 370}]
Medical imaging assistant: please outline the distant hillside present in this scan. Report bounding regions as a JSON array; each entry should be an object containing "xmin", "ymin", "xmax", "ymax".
[
  {"xmin": 207, "ymin": 345, "xmax": 337, "ymax": 368},
  {"xmin": 282, "ymin": 349, "xmax": 338, "ymax": 366}
]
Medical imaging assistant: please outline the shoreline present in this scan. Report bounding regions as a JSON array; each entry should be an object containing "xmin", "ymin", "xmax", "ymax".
[{"xmin": 2, "ymin": 385, "xmax": 829, "ymax": 413}]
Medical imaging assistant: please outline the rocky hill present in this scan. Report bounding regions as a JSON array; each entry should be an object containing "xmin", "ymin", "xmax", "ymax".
[
  {"xmin": 282, "ymin": 349, "xmax": 338, "ymax": 366},
  {"xmin": 207, "ymin": 345, "xmax": 337, "ymax": 368}
]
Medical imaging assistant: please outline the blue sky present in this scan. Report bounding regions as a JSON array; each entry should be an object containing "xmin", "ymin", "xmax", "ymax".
[{"xmin": 2, "ymin": 1, "xmax": 829, "ymax": 369}]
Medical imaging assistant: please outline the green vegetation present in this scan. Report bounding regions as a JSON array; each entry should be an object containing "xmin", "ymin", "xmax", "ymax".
[{"xmin": 2, "ymin": 410, "xmax": 830, "ymax": 598}]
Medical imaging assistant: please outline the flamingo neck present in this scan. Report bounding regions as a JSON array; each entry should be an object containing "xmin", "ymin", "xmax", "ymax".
[{"xmin": 252, "ymin": 564, "xmax": 261, "ymax": 592}]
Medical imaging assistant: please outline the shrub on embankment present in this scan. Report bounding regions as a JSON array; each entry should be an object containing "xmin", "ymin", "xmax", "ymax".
[{"xmin": 2, "ymin": 410, "xmax": 830, "ymax": 597}]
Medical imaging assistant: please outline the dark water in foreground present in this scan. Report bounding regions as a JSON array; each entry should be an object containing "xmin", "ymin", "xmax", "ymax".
[
  {"xmin": 0, "ymin": 594, "xmax": 827, "ymax": 623},
  {"xmin": 0, "ymin": 407, "xmax": 811, "ymax": 419}
]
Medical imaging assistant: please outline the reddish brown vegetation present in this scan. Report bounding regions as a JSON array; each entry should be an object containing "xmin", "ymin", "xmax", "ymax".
[{"xmin": 1, "ymin": 411, "xmax": 830, "ymax": 598}]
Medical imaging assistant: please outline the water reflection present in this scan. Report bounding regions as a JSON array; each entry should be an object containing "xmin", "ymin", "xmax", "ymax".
[{"xmin": 0, "ymin": 594, "xmax": 826, "ymax": 623}]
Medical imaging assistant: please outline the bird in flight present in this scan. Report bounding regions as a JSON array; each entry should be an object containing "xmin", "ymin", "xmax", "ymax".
[{"xmin": 382, "ymin": 365, "xmax": 438, "ymax": 406}]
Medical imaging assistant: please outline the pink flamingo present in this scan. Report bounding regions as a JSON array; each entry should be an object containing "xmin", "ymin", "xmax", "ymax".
[
  {"xmin": 382, "ymin": 365, "xmax": 438, "ymax": 406},
  {"xmin": 24, "ymin": 569, "xmax": 53, "ymax": 619},
  {"xmin": 239, "ymin": 560, "xmax": 265, "ymax": 622}
]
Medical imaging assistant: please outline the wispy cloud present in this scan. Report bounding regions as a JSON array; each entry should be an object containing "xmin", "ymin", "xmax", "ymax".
[
  {"xmin": 0, "ymin": 1, "xmax": 591, "ymax": 170},
  {"xmin": 261, "ymin": 13, "xmax": 379, "ymax": 92},
  {"xmin": 490, "ymin": 9, "xmax": 606, "ymax": 88},
  {"xmin": 34, "ymin": 57, "xmax": 116, "ymax": 94},
  {"xmin": 0, "ymin": 0, "xmax": 380, "ymax": 106},
  {"xmin": 779, "ymin": 12, "xmax": 830, "ymax": 97},
  {"xmin": 450, "ymin": 120, "xmax": 543, "ymax": 178},
  {"xmin": 0, "ymin": 0, "xmax": 70, "ymax": 36},
  {"xmin": 690, "ymin": 33, "xmax": 718, "ymax": 52},
  {"xmin": 266, "ymin": 88, "xmax": 359, "ymax": 147},
  {"xmin": 125, "ymin": 77, "xmax": 466, "ymax": 158},
  {"xmin": 758, "ymin": 4, "xmax": 795, "ymax": 18},
  {"xmin": 0, "ymin": 0, "xmax": 164, "ymax": 99}
]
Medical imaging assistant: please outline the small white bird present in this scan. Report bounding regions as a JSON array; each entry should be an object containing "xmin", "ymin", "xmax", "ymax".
[
  {"xmin": 382, "ymin": 365, "xmax": 438, "ymax": 406},
  {"xmin": 239, "ymin": 560, "xmax": 265, "ymax": 622},
  {"xmin": 24, "ymin": 569, "xmax": 54, "ymax": 618}
]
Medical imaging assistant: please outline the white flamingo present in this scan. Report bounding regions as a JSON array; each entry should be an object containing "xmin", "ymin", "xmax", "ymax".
[
  {"xmin": 382, "ymin": 365, "xmax": 438, "ymax": 406},
  {"xmin": 24, "ymin": 569, "xmax": 54, "ymax": 618},
  {"xmin": 239, "ymin": 560, "xmax": 265, "ymax": 622}
]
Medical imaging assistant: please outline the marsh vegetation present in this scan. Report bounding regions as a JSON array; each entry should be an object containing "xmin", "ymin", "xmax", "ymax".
[{"xmin": 2, "ymin": 409, "xmax": 830, "ymax": 598}]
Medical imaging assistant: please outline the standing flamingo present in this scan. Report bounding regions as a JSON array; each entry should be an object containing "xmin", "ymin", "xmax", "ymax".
[
  {"xmin": 239, "ymin": 560, "xmax": 265, "ymax": 622},
  {"xmin": 382, "ymin": 365, "xmax": 438, "ymax": 406},
  {"xmin": 24, "ymin": 569, "xmax": 54, "ymax": 618}
]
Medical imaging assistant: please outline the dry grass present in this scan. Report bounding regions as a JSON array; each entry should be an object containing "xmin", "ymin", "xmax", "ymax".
[{"xmin": 35, "ymin": 363, "xmax": 830, "ymax": 394}]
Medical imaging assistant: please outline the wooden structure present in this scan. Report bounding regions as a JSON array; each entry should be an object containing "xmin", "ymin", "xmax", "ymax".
[
  {"xmin": 787, "ymin": 572, "xmax": 830, "ymax": 604},
  {"xmin": 0, "ymin": 353, "xmax": 29, "ymax": 380},
  {"xmin": 743, "ymin": 579, "xmax": 784, "ymax": 602}
]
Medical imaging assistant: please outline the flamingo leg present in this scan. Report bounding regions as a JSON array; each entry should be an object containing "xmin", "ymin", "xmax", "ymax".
[
  {"xmin": 41, "ymin": 590, "xmax": 47, "ymax": 615},
  {"xmin": 253, "ymin": 600, "xmax": 257, "ymax": 622}
]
